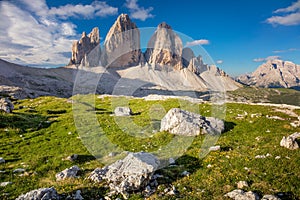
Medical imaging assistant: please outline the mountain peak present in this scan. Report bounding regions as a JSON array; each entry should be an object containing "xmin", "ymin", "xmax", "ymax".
[{"xmin": 158, "ymin": 22, "xmax": 172, "ymax": 29}]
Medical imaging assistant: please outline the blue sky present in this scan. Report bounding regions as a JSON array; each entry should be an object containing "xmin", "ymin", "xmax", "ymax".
[{"xmin": 0, "ymin": 0, "xmax": 300, "ymax": 76}]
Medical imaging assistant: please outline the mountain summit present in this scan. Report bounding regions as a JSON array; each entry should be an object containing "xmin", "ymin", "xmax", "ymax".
[{"xmin": 238, "ymin": 59, "xmax": 300, "ymax": 88}]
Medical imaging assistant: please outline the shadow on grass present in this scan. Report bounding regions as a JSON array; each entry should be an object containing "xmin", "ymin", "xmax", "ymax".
[
  {"xmin": 75, "ymin": 155, "xmax": 96, "ymax": 164},
  {"xmin": 223, "ymin": 121, "xmax": 236, "ymax": 133}
]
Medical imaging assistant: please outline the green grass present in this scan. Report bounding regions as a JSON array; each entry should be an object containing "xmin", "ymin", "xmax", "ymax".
[{"xmin": 0, "ymin": 95, "xmax": 300, "ymax": 199}]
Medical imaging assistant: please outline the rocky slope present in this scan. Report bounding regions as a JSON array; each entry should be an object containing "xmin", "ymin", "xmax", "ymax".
[{"xmin": 238, "ymin": 59, "xmax": 300, "ymax": 89}]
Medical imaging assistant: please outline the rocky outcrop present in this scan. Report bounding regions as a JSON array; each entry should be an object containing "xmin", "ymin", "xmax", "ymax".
[
  {"xmin": 89, "ymin": 152, "xmax": 160, "ymax": 198},
  {"xmin": 160, "ymin": 108, "xmax": 224, "ymax": 136},
  {"xmin": 69, "ymin": 27, "xmax": 100, "ymax": 66},
  {"xmin": 0, "ymin": 98, "xmax": 14, "ymax": 113},
  {"xmin": 145, "ymin": 22, "xmax": 183, "ymax": 70},
  {"xmin": 16, "ymin": 187, "xmax": 59, "ymax": 200},
  {"xmin": 280, "ymin": 132, "xmax": 300, "ymax": 150},
  {"xmin": 102, "ymin": 13, "xmax": 141, "ymax": 68},
  {"xmin": 224, "ymin": 189, "xmax": 260, "ymax": 200},
  {"xmin": 55, "ymin": 165, "xmax": 80, "ymax": 181},
  {"xmin": 237, "ymin": 60, "xmax": 300, "ymax": 88}
]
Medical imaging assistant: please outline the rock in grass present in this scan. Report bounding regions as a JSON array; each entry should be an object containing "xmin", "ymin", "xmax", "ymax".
[
  {"xmin": 224, "ymin": 189, "xmax": 259, "ymax": 200},
  {"xmin": 209, "ymin": 145, "xmax": 221, "ymax": 152},
  {"xmin": 261, "ymin": 194, "xmax": 281, "ymax": 200},
  {"xmin": 0, "ymin": 157, "xmax": 5, "ymax": 164},
  {"xmin": 0, "ymin": 98, "xmax": 14, "ymax": 113},
  {"xmin": 89, "ymin": 152, "xmax": 159, "ymax": 198},
  {"xmin": 114, "ymin": 107, "xmax": 132, "ymax": 116},
  {"xmin": 0, "ymin": 182, "xmax": 12, "ymax": 187},
  {"xmin": 56, "ymin": 165, "xmax": 80, "ymax": 181},
  {"xmin": 280, "ymin": 133, "xmax": 300, "ymax": 150},
  {"xmin": 160, "ymin": 108, "xmax": 224, "ymax": 136},
  {"xmin": 13, "ymin": 168, "xmax": 25, "ymax": 173},
  {"xmin": 15, "ymin": 187, "xmax": 59, "ymax": 200},
  {"xmin": 237, "ymin": 181, "xmax": 249, "ymax": 189}
]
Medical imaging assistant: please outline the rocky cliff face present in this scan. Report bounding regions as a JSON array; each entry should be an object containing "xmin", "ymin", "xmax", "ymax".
[
  {"xmin": 145, "ymin": 22, "xmax": 183, "ymax": 70},
  {"xmin": 237, "ymin": 60, "xmax": 300, "ymax": 88},
  {"xmin": 102, "ymin": 13, "xmax": 141, "ymax": 67},
  {"xmin": 69, "ymin": 27, "xmax": 100, "ymax": 66}
]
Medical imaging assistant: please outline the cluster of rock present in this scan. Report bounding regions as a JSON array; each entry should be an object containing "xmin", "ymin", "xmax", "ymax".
[
  {"xmin": 280, "ymin": 132, "xmax": 300, "ymax": 150},
  {"xmin": 0, "ymin": 97, "xmax": 14, "ymax": 113},
  {"xmin": 16, "ymin": 187, "xmax": 59, "ymax": 200},
  {"xmin": 89, "ymin": 152, "xmax": 160, "ymax": 198},
  {"xmin": 225, "ymin": 189, "xmax": 280, "ymax": 200},
  {"xmin": 237, "ymin": 59, "xmax": 300, "ymax": 89},
  {"xmin": 160, "ymin": 108, "xmax": 224, "ymax": 135}
]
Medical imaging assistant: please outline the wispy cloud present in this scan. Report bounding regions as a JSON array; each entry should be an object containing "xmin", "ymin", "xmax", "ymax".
[
  {"xmin": 48, "ymin": 1, "xmax": 118, "ymax": 19},
  {"xmin": 185, "ymin": 39, "xmax": 210, "ymax": 47},
  {"xmin": 253, "ymin": 56, "xmax": 281, "ymax": 62},
  {"xmin": 266, "ymin": 0, "xmax": 300, "ymax": 26},
  {"xmin": 216, "ymin": 60, "xmax": 223, "ymax": 64},
  {"xmin": 273, "ymin": 48, "xmax": 299, "ymax": 53},
  {"xmin": 125, "ymin": 0, "xmax": 154, "ymax": 21},
  {"xmin": 0, "ymin": 0, "xmax": 117, "ymax": 65}
]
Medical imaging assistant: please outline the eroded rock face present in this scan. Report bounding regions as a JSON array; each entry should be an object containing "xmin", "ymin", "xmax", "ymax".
[
  {"xmin": 237, "ymin": 59, "xmax": 300, "ymax": 88},
  {"xmin": 0, "ymin": 98, "xmax": 14, "ymax": 113},
  {"xmin": 102, "ymin": 13, "xmax": 141, "ymax": 67},
  {"xmin": 160, "ymin": 108, "xmax": 224, "ymax": 136},
  {"xmin": 145, "ymin": 22, "xmax": 183, "ymax": 70},
  {"xmin": 15, "ymin": 187, "xmax": 59, "ymax": 200},
  {"xmin": 89, "ymin": 152, "xmax": 160, "ymax": 197},
  {"xmin": 70, "ymin": 27, "xmax": 100, "ymax": 66}
]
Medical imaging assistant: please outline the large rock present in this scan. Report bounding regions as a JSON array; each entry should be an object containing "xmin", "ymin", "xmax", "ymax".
[
  {"xmin": 237, "ymin": 59, "xmax": 300, "ymax": 88},
  {"xmin": 160, "ymin": 108, "xmax": 224, "ymax": 136},
  {"xmin": 89, "ymin": 152, "xmax": 160, "ymax": 197},
  {"xmin": 55, "ymin": 165, "xmax": 80, "ymax": 181},
  {"xmin": 224, "ymin": 189, "xmax": 260, "ymax": 200},
  {"xmin": 280, "ymin": 132, "xmax": 300, "ymax": 150},
  {"xmin": 145, "ymin": 22, "xmax": 183, "ymax": 70},
  {"xmin": 0, "ymin": 98, "xmax": 14, "ymax": 113},
  {"xmin": 15, "ymin": 187, "xmax": 59, "ymax": 200},
  {"xmin": 102, "ymin": 13, "xmax": 141, "ymax": 67},
  {"xmin": 114, "ymin": 106, "xmax": 132, "ymax": 116},
  {"xmin": 69, "ymin": 27, "xmax": 100, "ymax": 66}
]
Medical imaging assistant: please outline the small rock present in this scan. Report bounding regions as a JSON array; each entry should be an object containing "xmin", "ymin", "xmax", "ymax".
[
  {"xmin": 56, "ymin": 165, "xmax": 80, "ymax": 181},
  {"xmin": 261, "ymin": 194, "xmax": 281, "ymax": 200},
  {"xmin": 255, "ymin": 155, "xmax": 266, "ymax": 159},
  {"xmin": 209, "ymin": 145, "xmax": 221, "ymax": 151},
  {"xmin": 108, "ymin": 152, "xmax": 117, "ymax": 157},
  {"xmin": 0, "ymin": 182, "xmax": 12, "ymax": 187},
  {"xmin": 275, "ymin": 156, "xmax": 281, "ymax": 159},
  {"xmin": 0, "ymin": 157, "xmax": 5, "ymax": 164},
  {"xmin": 169, "ymin": 157, "xmax": 175, "ymax": 164},
  {"xmin": 114, "ymin": 107, "xmax": 132, "ymax": 116},
  {"xmin": 181, "ymin": 171, "xmax": 190, "ymax": 177},
  {"xmin": 0, "ymin": 98, "xmax": 14, "ymax": 113},
  {"xmin": 66, "ymin": 154, "xmax": 78, "ymax": 162},
  {"xmin": 13, "ymin": 168, "xmax": 25, "ymax": 173},
  {"xmin": 74, "ymin": 190, "xmax": 83, "ymax": 200},
  {"xmin": 207, "ymin": 164, "xmax": 212, "ymax": 168},
  {"xmin": 280, "ymin": 135, "xmax": 299, "ymax": 150},
  {"xmin": 15, "ymin": 187, "xmax": 59, "ymax": 200},
  {"xmin": 224, "ymin": 189, "xmax": 260, "ymax": 200},
  {"xmin": 237, "ymin": 181, "xmax": 249, "ymax": 189}
]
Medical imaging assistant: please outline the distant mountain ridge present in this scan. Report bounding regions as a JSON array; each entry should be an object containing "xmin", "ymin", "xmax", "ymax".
[{"xmin": 237, "ymin": 59, "xmax": 300, "ymax": 89}]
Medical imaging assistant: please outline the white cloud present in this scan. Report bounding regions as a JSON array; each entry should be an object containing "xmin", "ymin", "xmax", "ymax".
[
  {"xmin": 0, "ymin": 1, "xmax": 117, "ymax": 66},
  {"xmin": 266, "ymin": 0, "xmax": 300, "ymax": 26},
  {"xmin": 48, "ymin": 1, "xmax": 118, "ymax": 19},
  {"xmin": 185, "ymin": 39, "xmax": 210, "ymax": 47},
  {"xmin": 253, "ymin": 56, "xmax": 281, "ymax": 62},
  {"xmin": 273, "ymin": 48, "xmax": 299, "ymax": 53},
  {"xmin": 216, "ymin": 60, "xmax": 223, "ymax": 64},
  {"xmin": 125, "ymin": 0, "xmax": 154, "ymax": 21}
]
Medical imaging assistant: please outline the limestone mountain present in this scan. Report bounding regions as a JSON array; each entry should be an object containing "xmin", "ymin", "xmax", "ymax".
[
  {"xmin": 69, "ymin": 27, "xmax": 100, "ymax": 66},
  {"xmin": 144, "ymin": 22, "xmax": 183, "ymax": 70},
  {"xmin": 101, "ymin": 13, "xmax": 141, "ymax": 67},
  {"xmin": 238, "ymin": 59, "xmax": 300, "ymax": 89}
]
